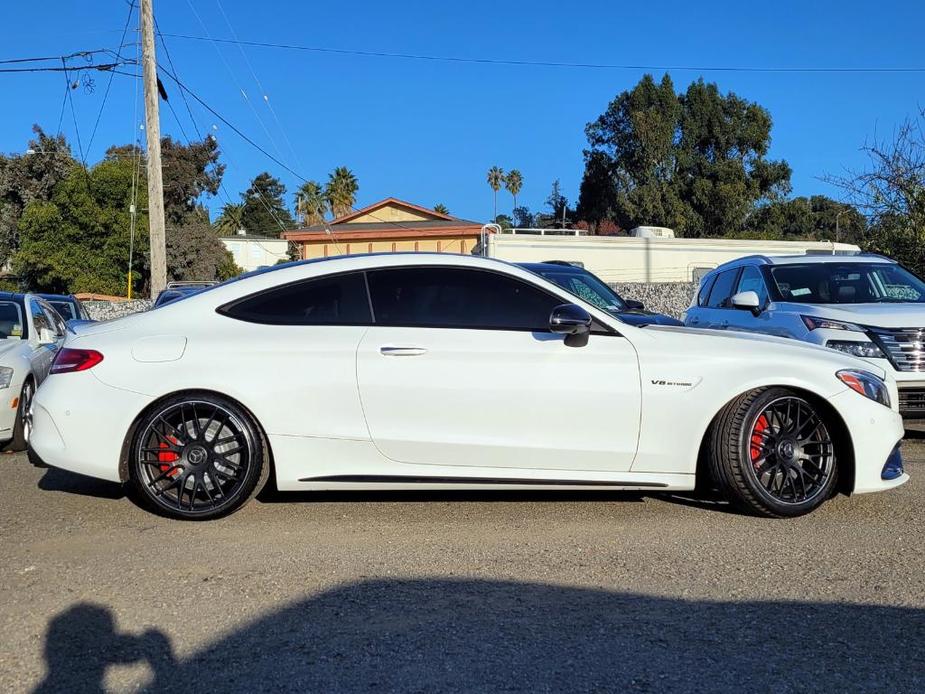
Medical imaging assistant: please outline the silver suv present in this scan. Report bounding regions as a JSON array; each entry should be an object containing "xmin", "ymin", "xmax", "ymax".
[{"xmin": 684, "ymin": 253, "xmax": 925, "ymax": 418}]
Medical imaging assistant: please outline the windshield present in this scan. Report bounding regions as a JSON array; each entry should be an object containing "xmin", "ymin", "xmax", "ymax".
[
  {"xmin": 770, "ymin": 262, "xmax": 925, "ymax": 304},
  {"xmin": 48, "ymin": 301, "xmax": 76, "ymax": 320},
  {"xmin": 534, "ymin": 269, "xmax": 625, "ymax": 313},
  {"xmin": 0, "ymin": 301, "xmax": 24, "ymax": 339}
]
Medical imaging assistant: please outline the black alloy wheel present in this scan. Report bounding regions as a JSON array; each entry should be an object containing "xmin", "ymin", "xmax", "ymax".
[
  {"xmin": 745, "ymin": 396, "xmax": 835, "ymax": 506},
  {"xmin": 710, "ymin": 387, "xmax": 839, "ymax": 518},
  {"xmin": 130, "ymin": 395, "xmax": 266, "ymax": 520}
]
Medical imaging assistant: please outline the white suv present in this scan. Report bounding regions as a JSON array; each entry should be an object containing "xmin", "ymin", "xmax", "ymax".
[{"xmin": 684, "ymin": 253, "xmax": 925, "ymax": 418}]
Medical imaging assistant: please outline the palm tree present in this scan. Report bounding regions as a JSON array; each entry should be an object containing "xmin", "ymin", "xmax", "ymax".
[
  {"xmin": 213, "ymin": 202, "xmax": 244, "ymax": 236},
  {"xmin": 433, "ymin": 203, "xmax": 450, "ymax": 215},
  {"xmin": 324, "ymin": 167, "xmax": 359, "ymax": 219},
  {"xmin": 505, "ymin": 169, "xmax": 523, "ymax": 210},
  {"xmin": 296, "ymin": 180, "xmax": 326, "ymax": 226},
  {"xmin": 487, "ymin": 166, "xmax": 505, "ymax": 220}
]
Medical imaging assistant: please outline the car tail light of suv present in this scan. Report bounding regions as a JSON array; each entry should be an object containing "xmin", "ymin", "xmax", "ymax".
[{"xmin": 51, "ymin": 348, "xmax": 104, "ymax": 374}]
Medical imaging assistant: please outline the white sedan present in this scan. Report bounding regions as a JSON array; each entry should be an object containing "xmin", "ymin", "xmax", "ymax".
[
  {"xmin": 0, "ymin": 292, "xmax": 64, "ymax": 450},
  {"xmin": 30, "ymin": 254, "xmax": 908, "ymax": 520}
]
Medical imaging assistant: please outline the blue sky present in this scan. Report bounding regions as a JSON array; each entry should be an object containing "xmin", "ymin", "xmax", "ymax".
[{"xmin": 2, "ymin": 0, "xmax": 923, "ymax": 227}]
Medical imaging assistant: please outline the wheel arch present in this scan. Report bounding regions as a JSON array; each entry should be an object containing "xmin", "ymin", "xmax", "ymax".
[
  {"xmin": 697, "ymin": 385, "xmax": 855, "ymax": 497},
  {"xmin": 117, "ymin": 388, "xmax": 275, "ymax": 484}
]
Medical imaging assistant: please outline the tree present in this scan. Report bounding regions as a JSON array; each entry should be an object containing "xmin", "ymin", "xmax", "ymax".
[
  {"xmin": 296, "ymin": 180, "xmax": 326, "ymax": 225},
  {"xmin": 106, "ymin": 135, "xmax": 224, "ymax": 226},
  {"xmin": 325, "ymin": 167, "xmax": 359, "ymax": 219},
  {"xmin": 487, "ymin": 166, "xmax": 504, "ymax": 220},
  {"xmin": 14, "ymin": 157, "xmax": 149, "ymax": 295},
  {"xmin": 545, "ymin": 179, "xmax": 570, "ymax": 226},
  {"xmin": 213, "ymin": 202, "xmax": 244, "ymax": 236},
  {"xmin": 505, "ymin": 170, "xmax": 523, "ymax": 209},
  {"xmin": 512, "ymin": 206, "xmax": 534, "ymax": 228},
  {"xmin": 0, "ymin": 125, "xmax": 75, "ymax": 265},
  {"xmin": 827, "ymin": 111, "xmax": 925, "ymax": 273},
  {"xmin": 433, "ymin": 203, "xmax": 450, "ymax": 215},
  {"xmin": 746, "ymin": 196, "xmax": 866, "ymax": 243},
  {"xmin": 493, "ymin": 214, "xmax": 513, "ymax": 231},
  {"xmin": 579, "ymin": 74, "xmax": 791, "ymax": 237},
  {"xmin": 239, "ymin": 172, "xmax": 294, "ymax": 237},
  {"xmin": 166, "ymin": 219, "xmax": 241, "ymax": 282}
]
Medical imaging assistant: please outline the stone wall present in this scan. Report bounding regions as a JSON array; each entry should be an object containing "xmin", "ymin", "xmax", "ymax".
[
  {"xmin": 83, "ymin": 300, "xmax": 152, "ymax": 321},
  {"xmin": 611, "ymin": 283, "xmax": 696, "ymax": 320}
]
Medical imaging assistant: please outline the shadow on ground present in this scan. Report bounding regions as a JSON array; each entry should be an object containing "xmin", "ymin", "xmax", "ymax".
[
  {"xmin": 37, "ymin": 467, "xmax": 124, "ymax": 500},
  {"xmin": 32, "ymin": 579, "xmax": 925, "ymax": 693}
]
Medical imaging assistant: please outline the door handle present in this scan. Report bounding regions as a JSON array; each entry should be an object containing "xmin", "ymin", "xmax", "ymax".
[
  {"xmin": 379, "ymin": 346, "xmax": 428, "ymax": 357},
  {"xmin": 690, "ymin": 317, "xmax": 700, "ymax": 324},
  {"xmin": 721, "ymin": 320, "xmax": 729, "ymax": 328}
]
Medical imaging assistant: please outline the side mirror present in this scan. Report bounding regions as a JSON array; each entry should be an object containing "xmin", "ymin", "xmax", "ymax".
[
  {"xmin": 731, "ymin": 290, "xmax": 761, "ymax": 315},
  {"xmin": 624, "ymin": 299, "xmax": 645, "ymax": 310},
  {"xmin": 39, "ymin": 327, "xmax": 56, "ymax": 345},
  {"xmin": 549, "ymin": 303, "xmax": 592, "ymax": 347}
]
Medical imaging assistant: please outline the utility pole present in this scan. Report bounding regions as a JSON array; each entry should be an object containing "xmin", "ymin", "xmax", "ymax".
[{"xmin": 141, "ymin": 0, "xmax": 167, "ymax": 298}]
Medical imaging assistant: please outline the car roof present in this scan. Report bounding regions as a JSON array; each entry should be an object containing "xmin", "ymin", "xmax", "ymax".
[
  {"xmin": 37, "ymin": 293, "xmax": 76, "ymax": 301},
  {"xmin": 704, "ymin": 252, "xmax": 896, "ymax": 276},
  {"xmin": 517, "ymin": 262, "xmax": 586, "ymax": 273}
]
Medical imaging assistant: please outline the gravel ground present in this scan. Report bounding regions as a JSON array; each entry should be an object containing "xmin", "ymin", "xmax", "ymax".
[{"xmin": 2, "ymin": 438, "xmax": 924, "ymax": 693}]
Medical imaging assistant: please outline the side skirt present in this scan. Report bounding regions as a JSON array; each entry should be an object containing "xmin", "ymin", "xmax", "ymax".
[{"xmin": 298, "ymin": 474, "xmax": 668, "ymax": 488}]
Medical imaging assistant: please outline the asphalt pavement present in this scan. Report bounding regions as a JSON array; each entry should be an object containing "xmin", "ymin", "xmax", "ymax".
[{"xmin": 2, "ymin": 435, "xmax": 924, "ymax": 692}]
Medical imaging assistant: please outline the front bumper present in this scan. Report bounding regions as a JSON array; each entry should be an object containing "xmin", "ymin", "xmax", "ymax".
[
  {"xmin": 30, "ymin": 371, "xmax": 153, "ymax": 483},
  {"xmin": 828, "ymin": 389, "xmax": 909, "ymax": 494}
]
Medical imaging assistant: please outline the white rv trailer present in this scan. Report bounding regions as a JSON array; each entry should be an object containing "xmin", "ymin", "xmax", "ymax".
[{"xmin": 484, "ymin": 228, "xmax": 860, "ymax": 284}]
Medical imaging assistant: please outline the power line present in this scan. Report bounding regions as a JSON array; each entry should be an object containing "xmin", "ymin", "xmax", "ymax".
[
  {"xmin": 0, "ymin": 49, "xmax": 120, "ymax": 65},
  {"xmin": 158, "ymin": 33, "xmax": 925, "ymax": 74},
  {"xmin": 87, "ymin": 1, "xmax": 138, "ymax": 154},
  {"xmin": 0, "ymin": 62, "xmax": 130, "ymax": 74}
]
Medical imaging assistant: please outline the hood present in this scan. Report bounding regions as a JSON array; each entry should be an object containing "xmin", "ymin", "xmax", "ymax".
[
  {"xmin": 641, "ymin": 324, "xmax": 887, "ymax": 380},
  {"xmin": 783, "ymin": 302, "xmax": 925, "ymax": 328}
]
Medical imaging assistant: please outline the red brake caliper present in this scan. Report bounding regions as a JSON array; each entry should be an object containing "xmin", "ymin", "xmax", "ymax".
[
  {"xmin": 158, "ymin": 436, "xmax": 181, "ymax": 477},
  {"xmin": 750, "ymin": 415, "xmax": 769, "ymax": 465}
]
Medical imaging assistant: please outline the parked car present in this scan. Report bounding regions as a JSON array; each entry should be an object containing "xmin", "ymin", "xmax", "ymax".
[
  {"xmin": 518, "ymin": 261, "xmax": 683, "ymax": 327},
  {"xmin": 37, "ymin": 293, "xmax": 91, "ymax": 322},
  {"xmin": 684, "ymin": 253, "xmax": 925, "ymax": 418},
  {"xmin": 31, "ymin": 253, "xmax": 906, "ymax": 520},
  {"xmin": 0, "ymin": 292, "xmax": 64, "ymax": 450},
  {"xmin": 153, "ymin": 281, "xmax": 218, "ymax": 308}
]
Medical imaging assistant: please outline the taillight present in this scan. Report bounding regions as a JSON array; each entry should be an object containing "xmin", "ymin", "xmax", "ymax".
[{"xmin": 51, "ymin": 348, "xmax": 104, "ymax": 374}]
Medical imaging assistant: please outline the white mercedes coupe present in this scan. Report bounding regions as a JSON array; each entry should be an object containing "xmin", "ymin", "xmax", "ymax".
[{"xmin": 30, "ymin": 254, "xmax": 908, "ymax": 520}]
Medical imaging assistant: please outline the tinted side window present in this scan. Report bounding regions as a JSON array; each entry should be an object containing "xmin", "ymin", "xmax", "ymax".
[
  {"xmin": 736, "ymin": 266, "xmax": 768, "ymax": 305},
  {"xmin": 706, "ymin": 269, "xmax": 740, "ymax": 308},
  {"xmin": 368, "ymin": 267, "xmax": 560, "ymax": 331},
  {"xmin": 221, "ymin": 272, "xmax": 372, "ymax": 325},
  {"xmin": 30, "ymin": 299, "xmax": 51, "ymax": 333},
  {"xmin": 697, "ymin": 275, "xmax": 717, "ymax": 306}
]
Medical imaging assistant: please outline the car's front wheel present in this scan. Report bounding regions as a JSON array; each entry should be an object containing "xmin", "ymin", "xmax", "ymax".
[
  {"xmin": 129, "ymin": 393, "xmax": 268, "ymax": 520},
  {"xmin": 6, "ymin": 378, "xmax": 35, "ymax": 452},
  {"xmin": 709, "ymin": 387, "xmax": 838, "ymax": 517}
]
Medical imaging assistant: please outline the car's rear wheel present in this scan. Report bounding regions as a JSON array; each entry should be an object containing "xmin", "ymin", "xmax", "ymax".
[
  {"xmin": 709, "ymin": 387, "xmax": 838, "ymax": 517},
  {"xmin": 6, "ymin": 378, "xmax": 34, "ymax": 452},
  {"xmin": 129, "ymin": 394, "xmax": 267, "ymax": 520}
]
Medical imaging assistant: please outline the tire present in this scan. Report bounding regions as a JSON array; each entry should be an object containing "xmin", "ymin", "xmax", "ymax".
[
  {"xmin": 6, "ymin": 378, "xmax": 35, "ymax": 453},
  {"xmin": 709, "ymin": 387, "xmax": 838, "ymax": 518},
  {"xmin": 128, "ymin": 393, "xmax": 268, "ymax": 520}
]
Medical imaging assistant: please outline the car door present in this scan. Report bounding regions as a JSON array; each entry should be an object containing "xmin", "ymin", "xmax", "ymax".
[
  {"xmin": 356, "ymin": 266, "xmax": 642, "ymax": 472},
  {"xmin": 722, "ymin": 265, "xmax": 780, "ymax": 335},
  {"xmin": 26, "ymin": 297, "xmax": 60, "ymax": 383},
  {"xmin": 698, "ymin": 268, "xmax": 741, "ymax": 329}
]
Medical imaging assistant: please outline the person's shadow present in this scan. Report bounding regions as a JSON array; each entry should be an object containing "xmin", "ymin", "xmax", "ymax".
[
  {"xmin": 32, "ymin": 605, "xmax": 174, "ymax": 694},
  {"xmin": 32, "ymin": 579, "xmax": 925, "ymax": 693}
]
